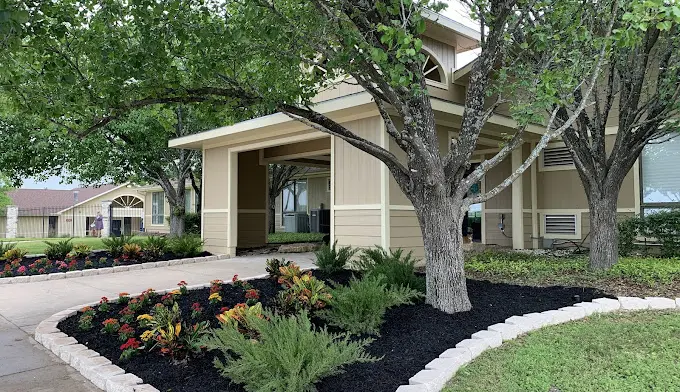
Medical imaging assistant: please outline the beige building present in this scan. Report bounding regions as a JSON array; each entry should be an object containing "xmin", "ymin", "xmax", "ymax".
[
  {"xmin": 3, "ymin": 183, "xmax": 199, "ymax": 238},
  {"xmin": 168, "ymin": 13, "xmax": 678, "ymax": 258}
]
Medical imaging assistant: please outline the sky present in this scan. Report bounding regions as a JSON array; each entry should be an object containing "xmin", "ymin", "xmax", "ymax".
[{"xmin": 20, "ymin": 1, "xmax": 478, "ymax": 190}]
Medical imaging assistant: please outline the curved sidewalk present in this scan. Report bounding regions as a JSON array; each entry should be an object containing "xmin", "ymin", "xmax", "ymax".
[{"xmin": 0, "ymin": 253, "xmax": 315, "ymax": 392}]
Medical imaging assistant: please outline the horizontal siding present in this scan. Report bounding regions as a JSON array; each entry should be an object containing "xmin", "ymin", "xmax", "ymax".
[
  {"xmin": 390, "ymin": 209, "xmax": 425, "ymax": 260},
  {"xmin": 334, "ymin": 209, "xmax": 381, "ymax": 248},
  {"xmin": 203, "ymin": 211, "xmax": 229, "ymax": 255}
]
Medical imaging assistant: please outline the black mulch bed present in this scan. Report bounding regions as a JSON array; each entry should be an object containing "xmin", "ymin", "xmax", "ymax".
[
  {"xmin": 3, "ymin": 250, "xmax": 212, "ymax": 277},
  {"xmin": 58, "ymin": 271, "xmax": 608, "ymax": 392}
]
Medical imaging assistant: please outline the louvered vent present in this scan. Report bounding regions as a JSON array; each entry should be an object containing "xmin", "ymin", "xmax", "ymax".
[
  {"xmin": 544, "ymin": 214, "xmax": 577, "ymax": 235},
  {"xmin": 543, "ymin": 146, "xmax": 574, "ymax": 167}
]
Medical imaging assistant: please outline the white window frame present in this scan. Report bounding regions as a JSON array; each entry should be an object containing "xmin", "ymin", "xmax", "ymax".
[
  {"xmin": 151, "ymin": 191, "xmax": 165, "ymax": 225},
  {"xmin": 539, "ymin": 142, "xmax": 576, "ymax": 172},
  {"xmin": 540, "ymin": 211, "xmax": 581, "ymax": 240},
  {"xmin": 422, "ymin": 46, "xmax": 449, "ymax": 91}
]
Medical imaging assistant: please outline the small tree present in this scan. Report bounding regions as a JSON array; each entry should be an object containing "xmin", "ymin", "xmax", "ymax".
[
  {"xmin": 555, "ymin": 1, "xmax": 680, "ymax": 269},
  {"xmin": 268, "ymin": 164, "xmax": 308, "ymax": 234}
]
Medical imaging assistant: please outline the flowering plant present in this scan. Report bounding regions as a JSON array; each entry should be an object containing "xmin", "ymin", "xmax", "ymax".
[
  {"xmin": 112, "ymin": 258, "xmax": 121, "ymax": 266},
  {"xmin": 98, "ymin": 297, "xmax": 110, "ymax": 312},
  {"xmin": 190, "ymin": 303, "xmax": 203, "ymax": 319},
  {"xmin": 277, "ymin": 263, "xmax": 306, "ymax": 288},
  {"xmin": 2, "ymin": 264, "xmax": 12, "ymax": 278},
  {"xmin": 208, "ymin": 292, "xmax": 222, "ymax": 304},
  {"xmin": 216, "ymin": 302, "xmax": 264, "ymax": 338},
  {"xmin": 209, "ymin": 279, "xmax": 223, "ymax": 295},
  {"xmin": 177, "ymin": 281, "xmax": 188, "ymax": 295},
  {"xmin": 118, "ymin": 323, "xmax": 136, "ymax": 341},
  {"xmin": 117, "ymin": 292, "xmax": 130, "ymax": 305},
  {"xmin": 119, "ymin": 306, "xmax": 135, "ymax": 324},
  {"xmin": 127, "ymin": 298, "xmax": 143, "ymax": 312},
  {"xmin": 101, "ymin": 318, "xmax": 120, "ymax": 334},
  {"xmin": 160, "ymin": 293, "xmax": 175, "ymax": 306},
  {"xmin": 98, "ymin": 257, "xmax": 108, "ymax": 266},
  {"xmin": 78, "ymin": 306, "xmax": 96, "ymax": 331},
  {"xmin": 244, "ymin": 288, "xmax": 260, "ymax": 306},
  {"xmin": 38, "ymin": 268, "xmax": 46, "ymax": 274},
  {"xmin": 57, "ymin": 261, "xmax": 68, "ymax": 272},
  {"xmin": 119, "ymin": 338, "xmax": 142, "ymax": 361},
  {"xmin": 84, "ymin": 258, "xmax": 93, "ymax": 269},
  {"xmin": 28, "ymin": 262, "xmax": 38, "ymax": 274},
  {"xmin": 68, "ymin": 259, "xmax": 77, "ymax": 271},
  {"xmin": 16, "ymin": 265, "xmax": 27, "ymax": 276}
]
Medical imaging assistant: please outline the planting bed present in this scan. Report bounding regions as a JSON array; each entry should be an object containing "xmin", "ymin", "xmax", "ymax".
[
  {"xmin": 57, "ymin": 271, "xmax": 606, "ymax": 392},
  {"xmin": 1, "ymin": 250, "xmax": 212, "ymax": 278}
]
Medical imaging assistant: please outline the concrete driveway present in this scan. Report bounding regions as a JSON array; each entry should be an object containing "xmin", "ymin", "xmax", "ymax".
[{"xmin": 0, "ymin": 253, "xmax": 316, "ymax": 392}]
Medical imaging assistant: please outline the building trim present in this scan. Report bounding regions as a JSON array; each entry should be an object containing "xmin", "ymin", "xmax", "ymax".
[
  {"xmin": 56, "ymin": 183, "xmax": 132, "ymax": 214},
  {"xmin": 389, "ymin": 205, "xmax": 415, "ymax": 211},
  {"xmin": 203, "ymin": 209, "xmax": 229, "ymax": 213},
  {"xmin": 330, "ymin": 136, "xmax": 336, "ymax": 244},
  {"xmin": 238, "ymin": 209, "xmax": 267, "ymax": 214},
  {"xmin": 201, "ymin": 148, "xmax": 206, "ymax": 241},
  {"xmin": 379, "ymin": 121, "xmax": 391, "ymax": 249},
  {"xmin": 261, "ymin": 149, "xmax": 332, "ymax": 163},
  {"xmin": 531, "ymin": 142, "xmax": 539, "ymax": 249},
  {"xmin": 633, "ymin": 158, "xmax": 641, "ymax": 215},
  {"xmin": 333, "ymin": 204, "xmax": 382, "ymax": 210},
  {"xmin": 540, "ymin": 211, "xmax": 582, "ymax": 240}
]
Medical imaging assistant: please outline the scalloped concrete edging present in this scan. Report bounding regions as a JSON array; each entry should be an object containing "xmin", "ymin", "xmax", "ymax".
[
  {"xmin": 0, "ymin": 254, "xmax": 227, "ymax": 284},
  {"xmin": 395, "ymin": 296, "xmax": 680, "ymax": 392},
  {"xmin": 34, "ymin": 271, "xmax": 269, "ymax": 392}
]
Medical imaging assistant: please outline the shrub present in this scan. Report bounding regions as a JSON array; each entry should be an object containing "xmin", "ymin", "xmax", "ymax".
[
  {"xmin": 278, "ymin": 273, "xmax": 332, "ymax": 313},
  {"xmin": 0, "ymin": 241, "xmax": 16, "ymax": 259},
  {"xmin": 169, "ymin": 235, "xmax": 203, "ymax": 258},
  {"xmin": 277, "ymin": 263, "xmax": 305, "ymax": 287},
  {"xmin": 202, "ymin": 310, "xmax": 379, "ymax": 392},
  {"xmin": 265, "ymin": 258, "xmax": 291, "ymax": 279},
  {"xmin": 102, "ymin": 235, "xmax": 136, "ymax": 258},
  {"xmin": 354, "ymin": 247, "xmax": 426, "ymax": 293},
  {"xmin": 319, "ymin": 276, "xmax": 423, "ymax": 335},
  {"xmin": 3, "ymin": 247, "xmax": 28, "ymax": 261},
  {"xmin": 122, "ymin": 243, "xmax": 142, "ymax": 260},
  {"xmin": 185, "ymin": 213, "xmax": 201, "ymax": 235},
  {"xmin": 618, "ymin": 210, "xmax": 680, "ymax": 257},
  {"xmin": 69, "ymin": 243, "xmax": 92, "ymax": 258},
  {"xmin": 143, "ymin": 302, "xmax": 210, "ymax": 359},
  {"xmin": 143, "ymin": 236, "xmax": 168, "ymax": 259},
  {"xmin": 43, "ymin": 238, "xmax": 74, "ymax": 260},
  {"xmin": 608, "ymin": 257, "xmax": 680, "ymax": 285},
  {"xmin": 314, "ymin": 240, "xmax": 357, "ymax": 274},
  {"xmin": 216, "ymin": 302, "xmax": 264, "ymax": 338}
]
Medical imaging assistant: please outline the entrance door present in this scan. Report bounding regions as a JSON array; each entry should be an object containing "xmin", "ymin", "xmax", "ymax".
[
  {"xmin": 123, "ymin": 217, "xmax": 132, "ymax": 236},
  {"xmin": 48, "ymin": 216, "xmax": 58, "ymax": 238},
  {"xmin": 112, "ymin": 220, "xmax": 122, "ymax": 237}
]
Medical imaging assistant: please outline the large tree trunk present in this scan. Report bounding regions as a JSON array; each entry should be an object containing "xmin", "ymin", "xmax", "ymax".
[
  {"xmin": 169, "ymin": 213, "xmax": 185, "ymax": 237},
  {"xmin": 587, "ymin": 192, "xmax": 619, "ymax": 270},
  {"xmin": 414, "ymin": 188, "xmax": 471, "ymax": 313}
]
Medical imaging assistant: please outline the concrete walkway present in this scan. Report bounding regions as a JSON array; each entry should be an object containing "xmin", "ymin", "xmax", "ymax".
[{"xmin": 0, "ymin": 253, "xmax": 316, "ymax": 392}]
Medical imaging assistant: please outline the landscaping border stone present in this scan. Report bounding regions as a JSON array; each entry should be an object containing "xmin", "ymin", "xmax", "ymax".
[
  {"xmin": 1, "ymin": 254, "xmax": 228, "ymax": 284},
  {"xmin": 34, "ymin": 268, "xmax": 267, "ymax": 392},
  {"xmin": 395, "ymin": 296, "xmax": 680, "ymax": 392}
]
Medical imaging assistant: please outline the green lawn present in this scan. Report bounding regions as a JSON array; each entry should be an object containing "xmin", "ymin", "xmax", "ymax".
[
  {"xmin": 1, "ymin": 237, "xmax": 140, "ymax": 255},
  {"xmin": 465, "ymin": 251, "xmax": 680, "ymax": 297},
  {"xmin": 267, "ymin": 232, "xmax": 325, "ymax": 244},
  {"xmin": 444, "ymin": 311, "xmax": 680, "ymax": 392}
]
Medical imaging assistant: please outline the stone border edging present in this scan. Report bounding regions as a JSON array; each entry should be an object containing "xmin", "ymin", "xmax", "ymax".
[
  {"xmin": 0, "ymin": 254, "xmax": 229, "ymax": 284},
  {"xmin": 395, "ymin": 296, "xmax": 680, "ymax": 392},
  {"xmin": 34, "ymin": 271, "xmax": 270, "ymax": 392}
]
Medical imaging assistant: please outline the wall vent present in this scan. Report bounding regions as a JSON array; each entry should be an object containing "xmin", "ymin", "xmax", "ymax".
[
  {"xmin": 544, "ymin": 214, "xmax": 577, "ymax": 236},
  {"xmin": 542, "ymin": 146, "xmax": 574, "ymax": 167}
]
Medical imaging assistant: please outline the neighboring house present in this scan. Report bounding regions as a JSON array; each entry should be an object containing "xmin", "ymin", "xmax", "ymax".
[
  {"xmin": 168, "ymin": 12, "xmax": 678, "ymax": 259},
  {"xmin": 1, "ymin": 183, "xmax": 199, "ymax": 238},
  {"xmin": 274, "ymin": 168, "xmax": 331, "ymax": 233}
]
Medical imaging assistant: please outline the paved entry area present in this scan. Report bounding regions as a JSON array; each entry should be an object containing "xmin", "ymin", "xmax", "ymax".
[{"xmin": 0, "ymin": 253, "xmax": 316, "ymax": 392}]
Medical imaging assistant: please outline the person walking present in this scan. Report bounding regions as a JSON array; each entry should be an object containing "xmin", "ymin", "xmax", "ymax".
[{"xmin": 93, "ymin": 211, "xmax": 104, "ymax": 237}]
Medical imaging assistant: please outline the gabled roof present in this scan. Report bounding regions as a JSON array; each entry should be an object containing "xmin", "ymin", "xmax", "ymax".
[{"xmin": 8, "ymin": 184, "xmax": 121, "ymax": 211}]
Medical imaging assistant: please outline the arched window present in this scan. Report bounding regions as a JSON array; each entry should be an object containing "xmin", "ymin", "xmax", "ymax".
[
  {"xmin": 112, "ymin": 195, "xmax": 144, "ymax": 208},
  {"xmin": 422, "ymin": 50, "xmax": 446, "ymax": 85}
]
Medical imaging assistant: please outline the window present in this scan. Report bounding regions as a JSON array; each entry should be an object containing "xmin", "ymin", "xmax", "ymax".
[
  {"xmin": 543, "ymin": 213, "xmax": 579, "ymax": 239},
  {"xmin": 641, "ymin": 136, "xmax": 680, "ymax": 216},
  {"xmin": 282, "ymin": 180, "xmax": 308, "ymax": 213},
  {"xmin": 151, "ymin": 191, "xmax": 165, "ymax": 225},
  {"xmin": 540, "ymin": 145, "xmax": 575, "ymax": 171},
  {"xmin": 422, "ymin": 51, "xmax": 446, "ymax": 84},
  {"xmin": 184, "ymin": 190, "xmax": 192, "ymax": 213}
]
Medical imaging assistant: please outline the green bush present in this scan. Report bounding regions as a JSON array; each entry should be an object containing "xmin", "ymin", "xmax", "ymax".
[
  {"xmin": 142, "ymin": 236, "xmax": 168, "ymax": 259},
  {"xmin": 69, "ymin": 243, "xmax": 92, "ymax": 258},
  {"xmin": 314, "ymin": 240, "xmax": 357, "ymax": 274},
  {"xmin": 319, "ymin": 276, "xmax": 423, "ymax": 335},
  {"xmin": 354, "ymin": 247, "xmax": 426, "ymax": 293},
  {"xmin": 465, "ymin": 250, "xmax": 587, "ymax": 278},
  {"xmin": 0, "ymin": 241, "xmax": 16, "ymax": 260},
  {"xmin": 202, "ymin": 310, "xmax": 379, "ymax": 392},
  {"xmin": 43, "ymin": 238, "xmax": 74, "ymax": 260},
  {"xmin": 609, "ymin": 257, "xmax": 680, "ymax": 285},
  {"xmin": 618, "ymin": 210, "xmax": 680, "ymax": 257},
  {"xmin": 185, "ymin": 213, "xmax": 201, "ymax": 235},
  {"xmin": 102, "ymin": 235, "xmax": 136, "ymax": 258},
  {"xmin": 169, "ymin": 235, "xmax": 203, "ymax": 258}
]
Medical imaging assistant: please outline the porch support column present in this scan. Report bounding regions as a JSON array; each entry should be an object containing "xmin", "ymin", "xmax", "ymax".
[
  {"xmin": 5, "ymin": 205, "xmax": 17, "ymax": 239},
  {"xmin": 530, "ymin": 142, "xmax": 539, "ymax": 249},
  {"xmin": 511, "ymin": 147, "xmax": 525, "ymax": 249},
  {"xmin": 101, "ymin": 201, "xmax": 112, "ymax": 238},
  {"xmin": 227, "ymin": 149, "xmax": 238, "ymax": 257}
]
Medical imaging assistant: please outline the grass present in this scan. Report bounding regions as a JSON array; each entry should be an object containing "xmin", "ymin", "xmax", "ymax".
[
  {"xmin": 444, "ymin": 311, "xmax": 680, "ymax": 392},
  {"xmin": 1, "ymin": 237, "xmax": 143, "ymax": 255},
  {"xmin": 465, "ymin": 251, "xmax": 680, "ymax": 297},
  {"xmin": 268, "ymin": 232, "xmax": 325, "ymax": 244}
]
